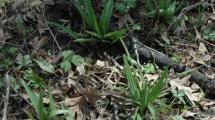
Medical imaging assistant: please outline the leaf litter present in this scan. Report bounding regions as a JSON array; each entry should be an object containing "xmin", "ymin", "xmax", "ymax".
[{"xmin": 0, "ymin": 0, "xmax": 215, "ymax": 119}]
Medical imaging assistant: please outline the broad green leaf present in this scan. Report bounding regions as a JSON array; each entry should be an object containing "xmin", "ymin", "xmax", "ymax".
[
  {"xmin": 143, "ymin": 63, "xmax": 156, "ymax": 74},
  {"xmin": 168, "ymin": 1, "xmax": 176, "ymax": 12},
  {"xmin": 35, "ymin": 59, "xmax": 55, "ymax": 73},
  {"xmin": 116, "ymin": 3, "xmax": 127, "ymax": 14},
  {"xmin": 62, "ymin": 50, "xmax": 74, "ymax": 61},
  {"xmin": 71, "ymin": 55, "xmax": 84, "ymax": 66},
  {"xmin": 16, "ymin": 54, "xmax": 32, "ymax": 68},
  {"xmin": 61, "ymin": 60, "xmax": 72, "ymax": 72},
  {"xmin": 132, "ymin": 24, "xmax": 141, "ymax": 31}
]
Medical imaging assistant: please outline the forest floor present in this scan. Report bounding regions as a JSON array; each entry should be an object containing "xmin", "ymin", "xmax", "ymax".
[{"xmin": 0, "ymin": 0, "xmax": 215, "ymax": 120}]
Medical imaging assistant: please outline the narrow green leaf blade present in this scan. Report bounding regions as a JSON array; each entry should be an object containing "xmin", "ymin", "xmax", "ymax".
[
  {"xmin": 38, "ymin": 93, "xmax": 47, "ymax": 120},
  {"xmin": 48, "ymin": 22, "xmax": 79, "ymax": 39},
  {"xmin": 20, "ymin": 79, "xmax": 39, "ymax": 113},
  {"xmin": 104, "ymin": 29, "xmax": 127, "ymax": 40},
  {"xmin": 123, "ymin": 55, "xmax": 139, "ymax": 101},
  {"xmin": 148, "ymin": 68, "xmax": 168, "ymax": 102},
  {"xmin": 148, "ymin": 104, "xmax": 157, "ymax": 120},
  {"xmin": 99, "ymin": 0, "xmax": 114, "ymax": 34}
]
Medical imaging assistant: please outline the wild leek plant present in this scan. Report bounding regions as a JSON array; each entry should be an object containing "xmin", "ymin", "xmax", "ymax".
[
  {"xmin": 21, "ymin": 79, "xmax": 72, "ymax": 120},
  {"xmin": 49, "ymin": 0, "xmax": 126, "ymax": 43},
  {"xmin": 121, "ymin": 39, "xmax": 168, "ymax": 119}
]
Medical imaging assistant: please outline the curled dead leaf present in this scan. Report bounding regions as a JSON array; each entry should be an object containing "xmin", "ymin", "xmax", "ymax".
[
  {"xmin": 94, "ymin": 60, "xmax": 106, "ymax": 68},
  {"xmin": 64, "ymin": 96, "xmax": 83, "ymax": 107}
]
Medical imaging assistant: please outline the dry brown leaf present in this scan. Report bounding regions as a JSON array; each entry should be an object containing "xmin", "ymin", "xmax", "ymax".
[
  {"xmin": 69, "ymin": 105, "xmax": 85, "ymax": 120},
  {"xmin": 64, "ymin": 96, "xmax": 83, "ymax": 107},
  {"xmin": 170, "ymin": 78, "xmax": 205, "ymax": 105},
  {"xmin": 43, "ymin": 97, "xmax": 50, "ymax": 104},
  {"xmin": 32, "ymin": 36, "xmax": 49, "ymax": 52},
  {"xmin": 0, "ymin": 28, "xmax": 6, "ymax": 45},
  {"xmin": 181, "ymin": 110, "xmax": 197, "ymax": 118},
  {"xmin": 94, "ymin": 60, "xmax": 106, "ymax": 68},
  {"xmin": 193, "ymin": 55, "xmax": 212, "ymax": 65},
  {"xmin": 51, "ymin": 89, "xmax": 63, "ymax": 96},
  {"xmin": 145, "ymin": 74, "xmax": 159, "ymax": 81},
  {"xmin": 198, "ymin": 42, "xmax": 208, "ymax": 55},
  {"xmin": 76, "ymin": 65, "xmax": 85, "ymax": 75}
]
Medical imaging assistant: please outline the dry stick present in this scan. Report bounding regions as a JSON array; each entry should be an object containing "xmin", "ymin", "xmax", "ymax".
[
  {"xmin": 0, "ymin": 41, "xmax": 22, "ymax": 47},
  {"xmin": 2, "ymin": 74, "xmax": 11, "ymax": 120},
  {"xmin": 41, "ymin": 4, "xmax": 62, "ymax": 52},
  {"xmin": 201, "ymin": 39, "xmax": 215, "ymax": 48}
]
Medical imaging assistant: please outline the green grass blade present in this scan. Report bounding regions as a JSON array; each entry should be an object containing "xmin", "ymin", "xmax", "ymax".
[
  {"xmin": 20, "ymin": 79, "xmax": 39, "ymax": 114},
  {"xmin": 38, "ymin": 92, "xmax": 47, "ymax": 120},
  {"xmin": 85, "ymin": 0, "xmax": 101, "ymax": 36},
  {"xmin": 148, "ymin": 68, "xmax": 168, "ymax": 102},
  {"xmin": 140, "ymin": 81, "xmax": 148, "ymax": 112},
  {"xmin": 74, "ymin": 38, "xmax": 97, "ymax": 43},
  {"xmin": 74, "ymin": 1, "xmax": 92, "ymax": 27},
  {"xmin": 86, "ymin": 30, "xmax": 103, "ymax": 39},
  {"xmin": 123, "ymin": 55, "xmax": 140, "ymax": 101},
  {"xmin": 99, "ymin": 0, "xmax": 114, "ymax": 34},
  {"xmin": 146, "ymin": 0, "xmax": 154, "ymax": 12},
  {"xmin": 104, "ymin": 29, "xmax": 127, "ymax": 40},
  {"xmin": 148, "ymin": 104, "xmax": 157, "ymax": 120},
  {"xmin": 75, "ymin": 0, "xmax": 101, "ymax": 36},
  {"xmin": 48, "ymin": 22, "xmax": 79, "ymax": 39}
]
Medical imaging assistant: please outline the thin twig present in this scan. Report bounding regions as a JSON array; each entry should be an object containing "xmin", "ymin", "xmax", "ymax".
[
  {"xmin": 201, "ymin": 39, "xmax": 215, "ymax": 48},
  {"xmin": 0, "ymin": 41, "xmax": 22, "ymax": 47},
  {"xmin": 2, "ymin": 73, "xmax": 11, "ymax": 120},
  {"xmin": 41, "ymin": 4, "xmax": 62, "ymax": 52}
]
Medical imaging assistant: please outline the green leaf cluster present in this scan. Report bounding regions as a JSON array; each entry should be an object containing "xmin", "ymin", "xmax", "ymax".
[
  {"xmin": 16, "ymin": 54, "xmax": 32, "ymax": 69},
  {"xmin": 116, "ymin": 0, "xmax": 137, "ymax": 14},
  {"xmin": 0, "ymin": 47, "xmax": 18, "ymax": 69},
  {"xmin": 21, "ymin": 79, "xmax": 73, "ymax": 120},
  {"xmin": 121, "ymin": 39, "xmax": 168, "ymax": 120},
  {"xmin": 203, "ymin": 28, "xmax": 215, "ymax": 41},
  {"xmin": 49, "ymin": 0, "xmax": 126, "ymax": 43},
  {"xmin": 23, "ymin": 69, "xmax": 46, "ymax": 89},
  {"xmin": 146, "ymin": 0, "xmax": 183, "ymax": 22},
  {"xmin": 60, "ymin": 50, "xmax": 84, "ymax": 73}
]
